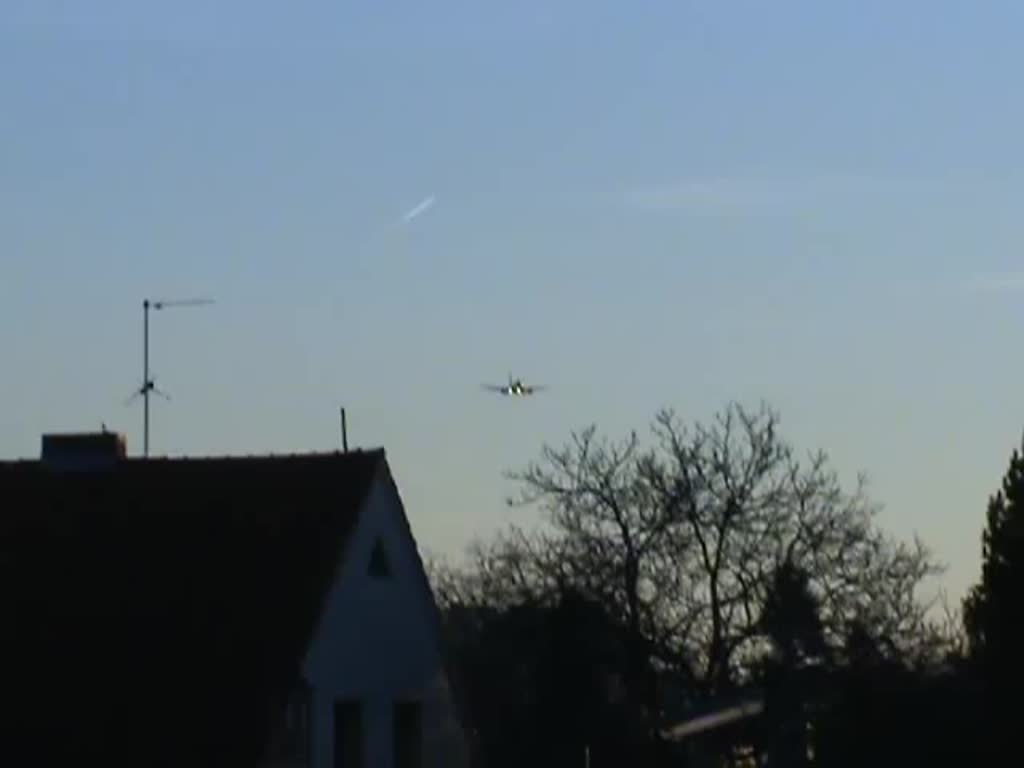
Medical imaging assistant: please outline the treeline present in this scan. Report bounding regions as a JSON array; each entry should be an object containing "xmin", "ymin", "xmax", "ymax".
[{"xmin": 429, "ymin": 402, "xmax": 1023, "ymax": 767}]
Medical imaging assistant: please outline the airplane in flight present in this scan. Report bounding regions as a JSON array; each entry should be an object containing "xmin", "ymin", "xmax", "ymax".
[{"xmin": 482, "ymin": 373, "xmax": 547, "ymax": 397}]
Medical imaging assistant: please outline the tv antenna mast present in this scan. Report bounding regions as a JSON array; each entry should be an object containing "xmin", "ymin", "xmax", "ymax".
[{"xmin": 126, "ymin": 297, "xmax": 214, "ymax": 457}]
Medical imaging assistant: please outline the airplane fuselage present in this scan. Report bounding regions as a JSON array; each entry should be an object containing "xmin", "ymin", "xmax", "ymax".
[
  {"xmin": 485, "ymin": 374, "xmax": 541, "ymax": 397},
  {"xmin": 505, "ymin": 379, "xmax": 530, "ymax": 395}
]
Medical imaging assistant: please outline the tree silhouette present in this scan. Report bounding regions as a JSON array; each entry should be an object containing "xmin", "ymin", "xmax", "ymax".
[
  {"xmin": 435, "ymin": 590, "xmax": 654, "ymax": 768},
  {"xmin": 760, "ymin": 562, "xmax": 829, "ymax": 669},
  {"xmin": 962, "ymin": 432, "xmax": 1024, "ymax": 758},
  {"xmin": 435, "ymin": 402, "xmax": 943, "ymax": 700},
  {"xmin": 756, "ymin": 562, "xmax": 829, "ymax": 768},
  {"xmin": 963, "ymin": 433, "xmax": 1024, "ymax": 656}
]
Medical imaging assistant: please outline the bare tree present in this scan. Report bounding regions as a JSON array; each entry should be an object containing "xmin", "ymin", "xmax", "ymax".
[
  {"xmin": 641, "ymin": 403, "xmax": 942, "ymax": 689},
  {"xmin": 433, "ymin": 402, "xmax": 944, "ymax": 699},
  {"xmin": 427, "ymin": 528, "xmax": 565, "ymax": 613}
]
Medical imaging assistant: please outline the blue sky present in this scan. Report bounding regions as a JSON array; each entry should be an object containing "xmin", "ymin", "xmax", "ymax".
[{"xmin": 3, "ymin": 1, "xmax": 1024, "ymax": 604}]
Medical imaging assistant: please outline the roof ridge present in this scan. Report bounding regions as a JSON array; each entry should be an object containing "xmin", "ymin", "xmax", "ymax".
[
  {"xmin": 0, "ymin": 447, "xmax": 386, "ymax": 467},
  {"xmin": 123, "ymin": 447, "xmax": 385, "ymax": 461}
]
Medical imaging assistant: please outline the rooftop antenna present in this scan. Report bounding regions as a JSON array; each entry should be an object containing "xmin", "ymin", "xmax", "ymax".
[
  {"xmin": 340, "ymin": 407, "xmax": 349, "ymax": 453},
  {"xmin": 126, "ymin": 297, "xmax": 214, "ymax": 457}
]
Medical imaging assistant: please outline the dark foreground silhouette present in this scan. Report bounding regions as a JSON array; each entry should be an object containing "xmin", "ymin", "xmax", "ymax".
[{"xmin": 431, "ymin": 404, "xmax": 1024, "ymax": 768}]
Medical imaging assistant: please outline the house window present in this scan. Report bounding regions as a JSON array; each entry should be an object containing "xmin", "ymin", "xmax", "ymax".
[
  {"xmin": 393, "ymin": 700, "xmax": 422, "ymax": 768},
  {"xmin": 368, "ymin": 537, "xmax": 392, "ymax": 579},
  {"xmin": 334, "ymin": 699, "xmax": 363, "ymax": 768}
]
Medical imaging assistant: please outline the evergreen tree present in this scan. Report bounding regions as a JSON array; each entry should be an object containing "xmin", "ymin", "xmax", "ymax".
[
  {"xmin": 758, "ymin": 563, "xmax": 828, "ymax": 768},
  {"xmin": 962, "ymin": 433, "xmax": 1024, "ymax": 756},
  {"xmin": 963, "ymin": 434, "xmax": 1024, "ymax": 659}
]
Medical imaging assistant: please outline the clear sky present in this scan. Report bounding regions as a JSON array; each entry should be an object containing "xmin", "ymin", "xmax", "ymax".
[{"xmin": 3, "ymin": 1, "xmax": 1024, "ymax": 604}]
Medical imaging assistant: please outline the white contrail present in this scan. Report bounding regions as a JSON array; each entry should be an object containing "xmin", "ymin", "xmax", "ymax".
[{"xmin": 402, "ymin": 195, "xmax": 435, "ymax": 223}]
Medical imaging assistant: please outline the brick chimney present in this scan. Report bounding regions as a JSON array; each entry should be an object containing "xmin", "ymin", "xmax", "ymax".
[{"xmin": 41, "ymin": 431, "xmax": 127, "ymax": 471}]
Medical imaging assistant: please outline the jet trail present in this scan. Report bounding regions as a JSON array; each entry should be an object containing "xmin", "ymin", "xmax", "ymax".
[{"xmin": 401, "ymin": 195, "xmax": 435, "ymax": 223}]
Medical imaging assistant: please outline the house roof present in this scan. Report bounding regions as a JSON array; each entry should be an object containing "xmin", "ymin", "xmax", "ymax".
[{"xmin": 0, "ymin": 447, "xmax": 385, "ymax": 767}]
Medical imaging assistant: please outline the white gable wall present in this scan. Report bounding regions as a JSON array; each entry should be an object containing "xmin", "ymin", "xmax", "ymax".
[{"xmin": 302, "ymin": 463, "xmax": 469, "ymax": 768}]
